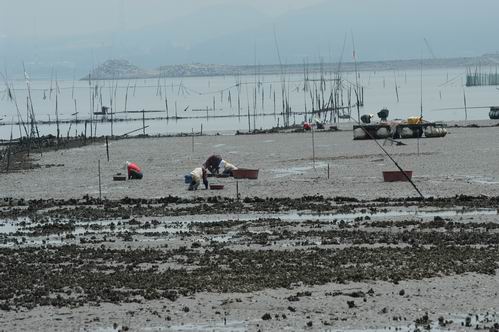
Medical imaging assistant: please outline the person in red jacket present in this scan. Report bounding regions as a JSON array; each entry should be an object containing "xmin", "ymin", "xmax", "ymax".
[{"xmin": 125, "ymin": 161, "xmax": 143, "ymax": 180}]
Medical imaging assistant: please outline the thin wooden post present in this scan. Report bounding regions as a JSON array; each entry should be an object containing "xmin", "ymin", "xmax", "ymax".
[
  {"xmin": 98, "ymin": 159, "xmax": 102, "ymax": 200},
  {"xmin": 311, "ymin": 126, "xmax": 316, "ymax": 168},
  {"xmin": 247, "ymin": 104, "xmax": 251, "ymax": 133},
  {"xmin": 110, "ymin": 108, "xmax": 114, "ymax": 137},
  {"xmin": 236, "ymin": 181, "xmax": 239, "ymax": 201},
  {"xmin": 142, "ymin": 110, "xmax": 145, "ymax": 135},
  {"xmin": 200, "ymin": 124, "xmax": 203, "ymax": 136},
  {"xmin": 6, "ymin": 128, "xmax": 12, "ymax": 173},
  {"xmin": 105, "ymin": 136, "xmax": 109, "ymax": 162},
  {"xmin": 327, "ymin": 163, "xmax": 330, "ymax": 179},
  {"xmin": 191, "ymin": 128, "xmax": 194, "ymax": 153}
]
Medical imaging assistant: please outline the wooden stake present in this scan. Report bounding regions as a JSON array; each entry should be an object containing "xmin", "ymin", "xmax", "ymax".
[
  {"xmin": 6, "ymin": 123, "xmax": 13, "ymax": 173},
  {"xmin": 236, "ymin": 181, "xmax": 239, "ymax": 201},
  {"xmin": 110, "ymin": 107, "xmax": 114, "ymax": 137},
  {"xmin": 106, "ymin": 136, "xmax": 109, "ymax": 162},
  {"xmin": 142, "ymin": 110, "xmax": 146, "ymax": 135},
  {"xmin": 98, "ymin": 159, "xmax": 102, "ymax": 200},
  {"xmin": 463, "ymin": 89, "xmax": 468, "ymax": 123},
  {"xmin": 191, "ymin": 128, "xmax": 194, "ymax": 153},
  {"xmin": 311, "ymin": 126, "xmax": 316, "ymax": 168}
]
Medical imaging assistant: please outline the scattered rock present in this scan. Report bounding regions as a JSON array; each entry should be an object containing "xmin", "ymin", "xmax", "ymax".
[{"xmin": 262, "ymin": 313, "xmax": 272, "ymax": 320}]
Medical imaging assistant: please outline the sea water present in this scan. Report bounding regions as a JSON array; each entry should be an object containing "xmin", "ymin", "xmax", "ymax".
[{"xmin": 0, "ymin": 67, "xmax": 496, "ymax": 140}]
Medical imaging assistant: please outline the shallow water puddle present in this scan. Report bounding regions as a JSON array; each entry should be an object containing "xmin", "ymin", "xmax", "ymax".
[
  {"xmin": 271, "ymin": 163, "xmax": 328, "ymax": 178},
  {"xmin": 1, "ymin": 207, "xmax": 497, "ymax": 247},
  {"xmin": 0, "ymin": 219, "xmax": 190, "ymax": 247},
  {"xmin": 0, "ymin": 222, "xmax": 19, "ymax": 234},
  {"xmin": 333, "ymin": 312, "xmax": 499, "ymax": 332},
  {"xmin": 467, "ymin": 176, "xmax": 499, "ymax": 185},
  {"xmin": 93, "ymin": 320, "xmax": 248, "ymax": 332},
  {"xmin": 0, "ymin": 207, "xmax": 497, "ymax": 236},
  {"xmin": 282, "ymin": 207, "xmax": 498, "ymax": 221},
  {"xmin": 167, "ymin": 319, "xmax": 248, "ymax": 331}
]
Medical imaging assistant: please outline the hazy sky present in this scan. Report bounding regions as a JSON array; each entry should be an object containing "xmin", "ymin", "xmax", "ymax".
[
  {"xmin": 0, "ymin": 0, "xmax": 325, "ymax": 38},
  {"xmin": 1, "ymin": 0, "xmax": 499, "ymax": 74}
]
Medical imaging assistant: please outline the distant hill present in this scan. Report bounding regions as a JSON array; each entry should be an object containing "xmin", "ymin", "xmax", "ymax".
[
  {"xmin": 82, "ymin": 54, "xmax": 499, "ymax": 80},
  {"xmin": 82, "ymin": 59, "xmax": 152, "ymax": 80}
]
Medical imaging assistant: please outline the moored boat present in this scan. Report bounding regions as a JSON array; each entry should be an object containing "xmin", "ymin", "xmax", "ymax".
[{"xmin": 490, "ymin": 107, "xmax": 499, "ymax": 119}]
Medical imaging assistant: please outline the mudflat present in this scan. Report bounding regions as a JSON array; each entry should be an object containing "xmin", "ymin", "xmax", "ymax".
[
  {"xmin": 1, "ymin": 124, "xmax": 498, "ymax": 200},
  {"xmin": 1, "ymin": 124, "xmax": 499, "ymax": 331}
]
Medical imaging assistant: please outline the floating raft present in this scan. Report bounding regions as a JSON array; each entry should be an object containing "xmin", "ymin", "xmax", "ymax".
[
  {"xmin": 490, "ymin": 107, "xmax": 499, "ymax": 120},
  {"xmin": 353, "ymin": 122, "xmax": 447, "ymax": 140}
]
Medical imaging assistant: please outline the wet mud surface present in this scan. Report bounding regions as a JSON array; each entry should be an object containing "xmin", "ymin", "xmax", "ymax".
[
  {"xmin": 1, "ymin": 126, "xmax": 499, "ymax": 330},
  {"xmin": 1, "ymin": 126, "xmax": 499, "ymax": 200},
  {"xmin": 1, "ymin": 195, "xmax": 499, "ymax": 331}
]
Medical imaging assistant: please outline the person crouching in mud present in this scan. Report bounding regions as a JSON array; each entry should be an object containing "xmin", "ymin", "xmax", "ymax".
[
  {"xmin": 189, "ymin": 167, "xmax": 208, "ymax": 190},
  {"xmin": 126, "ymin": 161, "xmax": 143, "ymax": 180},
  {"xmin": 218, "ymin": 159, "xmax": 238, "ymax": 177},
  {"xmin": 203, "ymin": 154, "xmax": 238, "ymax": 177}
]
